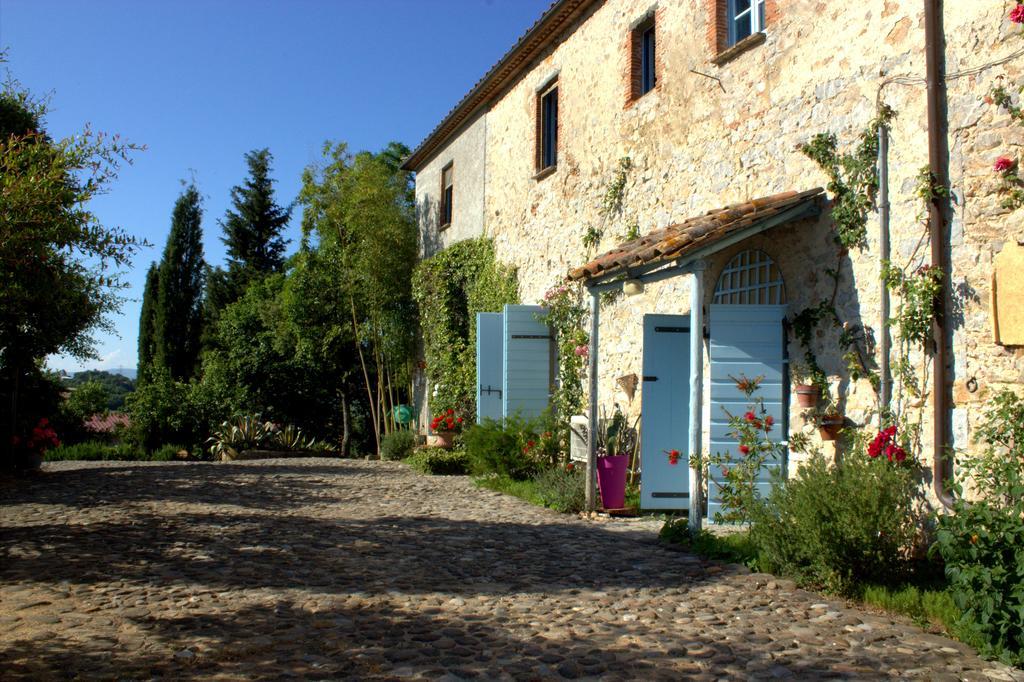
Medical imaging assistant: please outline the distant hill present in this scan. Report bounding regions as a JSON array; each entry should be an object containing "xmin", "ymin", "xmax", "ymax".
[
  {"xmin": 64, "ymin": 370, "xmax": 136, "ymax": 411},
  {"xmin": 105, "ymin": 367, "xmax": 138, "ymax": 380}
]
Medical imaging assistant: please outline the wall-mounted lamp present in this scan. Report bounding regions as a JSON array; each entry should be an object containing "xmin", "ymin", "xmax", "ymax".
[{"xmin": 623, "ymin": 278, "xmax": 644, "ymax": 296}]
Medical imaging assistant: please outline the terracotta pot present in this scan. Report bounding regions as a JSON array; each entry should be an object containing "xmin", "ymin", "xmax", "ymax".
[
  {"xmin": 818, "ymin": 415, "xmax": 844, "ymax": 441},
  {"xmin": 431, "ymin": 430, "xmax": 456, "ymax": 449},
  {"xmin": 794, "ymin": 384, "xmax": 821, "ymax": 408}
]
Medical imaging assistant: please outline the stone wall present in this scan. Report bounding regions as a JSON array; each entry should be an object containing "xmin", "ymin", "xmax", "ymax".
[
  {"xmin": 415, "ymin": 111, "xmax": 488, "ymax": 258},
  {"xmin": 474, "ymin": 0, "xmax": 1024, "ymax": 478}
]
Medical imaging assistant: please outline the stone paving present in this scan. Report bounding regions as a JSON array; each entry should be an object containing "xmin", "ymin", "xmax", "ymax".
[{"xmin": 1, "ymin": 459, "xmax": 1021, "ymax": 681}]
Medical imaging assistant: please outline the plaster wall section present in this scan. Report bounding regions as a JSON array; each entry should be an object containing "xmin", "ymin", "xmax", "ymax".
[
  {"xmin": 415, "ymin": 111, "xmax": 487, "ymax": 258},
  {"xmin": 477, "ymin": 0, "xmax": 1023, "ymax": 469}
]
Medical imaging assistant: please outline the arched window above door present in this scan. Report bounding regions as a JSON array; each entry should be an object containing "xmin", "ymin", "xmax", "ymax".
[{"xmin": 712, "ymin": 249, "xmax": 786, "ymax": 305}]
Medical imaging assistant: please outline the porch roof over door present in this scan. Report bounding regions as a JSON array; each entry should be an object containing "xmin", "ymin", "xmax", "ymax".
[{"xmin": 568, "ymin": 188, "xmax": 824, "ymax": 286}]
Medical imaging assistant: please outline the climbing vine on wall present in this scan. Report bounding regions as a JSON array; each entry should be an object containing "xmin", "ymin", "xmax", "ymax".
[
  {"xmin": 799, "ymin": 105, "xmax": 895, "ymax": 251},
  {"xmin": 797, "ymin": 106, "xmax": 947, "ymax": 436},
  {"xmin": 540, "ymin": 280, "xmax": 589, "ymax": 422},
  {"xmin": 412, "ymin": 238, "xmax": 519, "ymax": 420}
]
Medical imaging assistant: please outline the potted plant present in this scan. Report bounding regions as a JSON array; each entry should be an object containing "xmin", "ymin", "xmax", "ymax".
[
  {"xmin": 430, "ymin": 409, "xmax": 464, "ymax": 449},
  {"xmin": 10, "ymin": 417, "xmax": 60, "ymax": 470},
  {"xmin": 816, "ymin": 399, "xmax": 844, "ymax": 441},
  {"xmin": 596, "ymin": 408, "xmax": 637, "ymax": 510},
  {"xmin": 791, "ymin": 361, "xmax": 821, "ymax": 408}
]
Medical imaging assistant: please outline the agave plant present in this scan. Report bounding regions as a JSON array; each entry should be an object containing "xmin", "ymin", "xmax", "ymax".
[
  {"xmin": 206, "ymin": 414, "xmax": 275, "ymax": 460},
  {"xmin": 272, "ymin": 424, "xmax": 316, "ymax": 452}
]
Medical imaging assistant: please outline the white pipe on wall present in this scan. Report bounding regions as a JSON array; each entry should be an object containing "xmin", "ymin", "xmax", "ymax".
[{"xmin": 688, "ymin": 261, "xmax": 707, "ymax": 531}]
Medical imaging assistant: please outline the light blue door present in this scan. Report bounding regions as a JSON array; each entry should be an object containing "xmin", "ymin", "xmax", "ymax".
[
  {"xmin": 502, "ymin": 304, "xmax": 553, "ymax": 420},
  {"xmin": 706, "ymin": 304, "xmax": 787, "ymax": 523},
  {"xmin": 476, "ymin": 312, "xmax": 504, "ymax": 424},
  {"xmin": 640, "ymin": 314, "xmax": 691, "ymax": 510}
]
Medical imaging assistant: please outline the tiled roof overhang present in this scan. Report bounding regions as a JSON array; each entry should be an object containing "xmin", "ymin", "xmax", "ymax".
[
  {"xmin": 401, "ymin": 0, "xmax": 603, "ymax": 172},
  {"xmin": 568, "ymin": 188, "xmax": 826, "ymax": 285}
]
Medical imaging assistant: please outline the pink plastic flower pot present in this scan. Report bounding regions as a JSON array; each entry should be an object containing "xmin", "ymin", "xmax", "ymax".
[{"xmin": 597, "ymin": 454, "xmax": 628, "ymax": 510}]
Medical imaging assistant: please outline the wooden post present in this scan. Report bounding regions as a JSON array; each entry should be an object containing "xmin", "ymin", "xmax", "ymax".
[
  {"xmin": 586, "ymin": 288, "xmax": 600, "ymax": 512},
  {"xmin": 688, "ymin": 262, "xmax": 707, "ymax": 531}
]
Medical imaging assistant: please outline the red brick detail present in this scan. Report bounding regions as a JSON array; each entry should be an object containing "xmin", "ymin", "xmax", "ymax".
[
  {"xmin": 706, "ymin": 0, "xmax": 729, "ymax": 58},
  {"xmin": 765, "ymin": 0, "xmax": 780, "ymax": 27},
  {"xmin": 624, "ymin": 10, "xmax": 663, "ymax": 109}
]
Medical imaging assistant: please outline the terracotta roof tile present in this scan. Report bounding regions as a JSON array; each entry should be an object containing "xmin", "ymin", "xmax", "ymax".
[
  {"xmin": 84, "ymin": 412, "xmax": 131, "ymax": 434},
  {"xmin": 568, "ymin": 188, "xmax": 825, "ymax": 282}
]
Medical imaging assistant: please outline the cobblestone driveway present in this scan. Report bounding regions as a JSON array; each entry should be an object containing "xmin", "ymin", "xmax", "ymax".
[{"xmin": 1, "ymin": 459, "xmax": 1021, "ymax": 681}]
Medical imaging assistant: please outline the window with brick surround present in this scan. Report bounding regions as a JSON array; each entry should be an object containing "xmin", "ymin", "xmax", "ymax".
[
  {"xmin": 727, "ymin": 0, "xmax": 765, "ymax": 46},
  {"xmin": 630, "ymin": 17, "xmax": 657, "ymax": 100},
  {"xmin": 536, "ymin": 80, "xmax": 558, "ymax": 172},
  {"xmin": 440, "ymin": 163, "xmax": 453, "ymax": 228}
]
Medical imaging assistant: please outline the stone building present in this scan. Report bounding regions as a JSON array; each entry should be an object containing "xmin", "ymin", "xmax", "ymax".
[{"xmin": 402, "ymin": 0, "xmax": 1024, "ymax": 518}]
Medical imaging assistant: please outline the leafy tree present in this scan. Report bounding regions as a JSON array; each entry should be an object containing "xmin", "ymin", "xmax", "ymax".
[
  {"xmin": 298, "ymin": 141, "xmax": 418, "ymax": 454},
  {"xmin": 125, "ymin": 367, "xmax": 203, "ymax": 452},
  {"xmin": 197, "ymin": 274, "xmax": 348, "ymax": 445},
  {"xmin": 137, "ymin": 262, "xmax": 159, "ymax": 379},
  {"xmin": 64, "ymin": 380, "xmax": 110, "ymax": 419},
  {"xmin": 0, "ymin": 67, "xmax": 144, "ymax": 467},
  {"xmin": 153, "ymin": 185, "xmax": 205, "ymax": 381},
  {"xmin": 281, "ymin": 241, "xmax": 363, "ymax": 454},
  {"xmin": 206, "ymin": 148, "xmax": 291, "ymax": 315},
  {"xmin": 65, "ymin": 370, "xmax": 135, "ymax": 410}
]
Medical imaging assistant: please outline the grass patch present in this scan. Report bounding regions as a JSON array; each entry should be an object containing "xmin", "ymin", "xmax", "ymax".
[
  {"xmin": 659, "ymin": 518, "xmax": 761, "ymax": 567},
  {"xmin": 474, "ymin": 474, "xmax": 545, "ymax": 507}
]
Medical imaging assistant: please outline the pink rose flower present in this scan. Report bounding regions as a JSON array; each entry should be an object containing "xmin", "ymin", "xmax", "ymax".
[{"xmin": 1011, "ymin": 3, "xmax": 1024, "ymax": 24}]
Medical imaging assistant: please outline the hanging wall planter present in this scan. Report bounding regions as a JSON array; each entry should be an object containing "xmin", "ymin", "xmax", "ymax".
[
  {"xmin": 818, "ymin": 414, "xmax": 844, "ymax": 441},
  {"xmin": 794, "ymin": 384, "xmax": 821, "ymax": 408}
]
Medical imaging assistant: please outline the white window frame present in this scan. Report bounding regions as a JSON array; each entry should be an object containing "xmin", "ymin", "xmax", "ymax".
[{"xmin": 727, "ymin": 0, "xmax": 766, "ymax": 47}]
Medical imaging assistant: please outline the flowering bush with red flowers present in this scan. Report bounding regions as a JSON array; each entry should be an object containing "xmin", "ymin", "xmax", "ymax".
[
  {"xmin": 867, "ymin": 425, "xmax": 909, "ymax": 463},
  {"xmin": 664, "ymin": 448, "xmax": 681, "ymax": 466},
  {"xmin": 698, "ymin": 374, "xmax": 786, "ymax": 524},
  {"xmin": 10, "ymin": 417, "xmax": 60, "ymax": 468},
  {"xmin": 430, "ymin": 409, "xmax": 464, "ymax": 434}
]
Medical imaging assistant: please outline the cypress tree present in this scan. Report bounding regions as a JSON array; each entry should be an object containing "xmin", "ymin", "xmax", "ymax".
[
  {"xmin": 136, "ymin": 262, "xmax": 159, "ymax": 380},
  {"xmin": 153, "ymin": 184, "xmax": 206, "ymax": 381},
  {"xmin": 207, "ymin": 148, "xmax": 291, "ymax": 312}
]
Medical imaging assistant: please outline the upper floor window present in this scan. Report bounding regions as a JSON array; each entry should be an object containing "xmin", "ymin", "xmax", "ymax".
[
  {"xmin": 728, "ymin": 0, "xmax": 765, "ymax": 46},
  {"xmin": 536, "ymin": 81, "xmax": 558, "ymax": 172},
  {"xmin": 440, "ymin": 163, "xmax": 453, "ymax": 228},
  {"xmin": 630, "ymin": 16, "xmax": 657, "ymax": 100}
]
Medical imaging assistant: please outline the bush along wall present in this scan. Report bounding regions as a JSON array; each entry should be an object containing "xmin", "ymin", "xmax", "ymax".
[{"xmin": 412, "ymin": 238, "xmax": 518, "ymax": 421}]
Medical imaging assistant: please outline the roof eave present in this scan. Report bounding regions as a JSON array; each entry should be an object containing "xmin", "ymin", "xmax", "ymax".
[{"xmin": 401, "ymin": 0, "xmax": 602, "ymax": 172}]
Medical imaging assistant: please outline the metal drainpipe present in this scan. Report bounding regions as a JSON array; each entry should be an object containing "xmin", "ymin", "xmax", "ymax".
[
  {"xmin": 878, "ymin": 123, "xmax": 892, "ymax": 423},
  {"xmin": 924, "ymin": 0, "xmax": 954, "ymax": 508}
]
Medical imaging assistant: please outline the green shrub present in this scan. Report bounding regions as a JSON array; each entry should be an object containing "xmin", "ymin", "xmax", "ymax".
[
  {"xmin": 46, "ymin": 441, "xmax": 145, "ymax": 461},
  {"xmin": 150, "ymin": 444, "xmax": 187, "ymax": 462},
  {"xmin": 532, "ymin": 464, "xmax": 586, "ymax": 513},
  {"xmin": 463, "ymin": 415, "xmax": 543, "ymax": 480},
  {"xmin": 407, "ymin": 447, "xmax": 469, "ymax": 475},
  {"xmin": 749, "ymin": 453, "xmax": 920, "ymax": 595},
  {"xmin": 932, "ymin": 390, "xmax": 1024, "ymax": 665},
  {"xmin": 381, "ymin": 429, "xmax": 416, "ymax": 461}
]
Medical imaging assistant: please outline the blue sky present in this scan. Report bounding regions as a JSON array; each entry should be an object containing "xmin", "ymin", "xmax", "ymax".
[{"xmin": 0, "ymin": 0, "xmax": 550, "ymax": 373}]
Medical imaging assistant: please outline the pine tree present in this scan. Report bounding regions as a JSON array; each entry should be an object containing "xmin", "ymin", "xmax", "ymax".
[
  {"xmin": 207, "ymin": 148, "xmax": 291, "ymax": 312},
  {"xmin": 153, "ymin": 184, "xmax": 206, "ymax": 381},
  {"xmin": 136, "ymin": 262, "xmax": 159, "ymax": 380}
]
